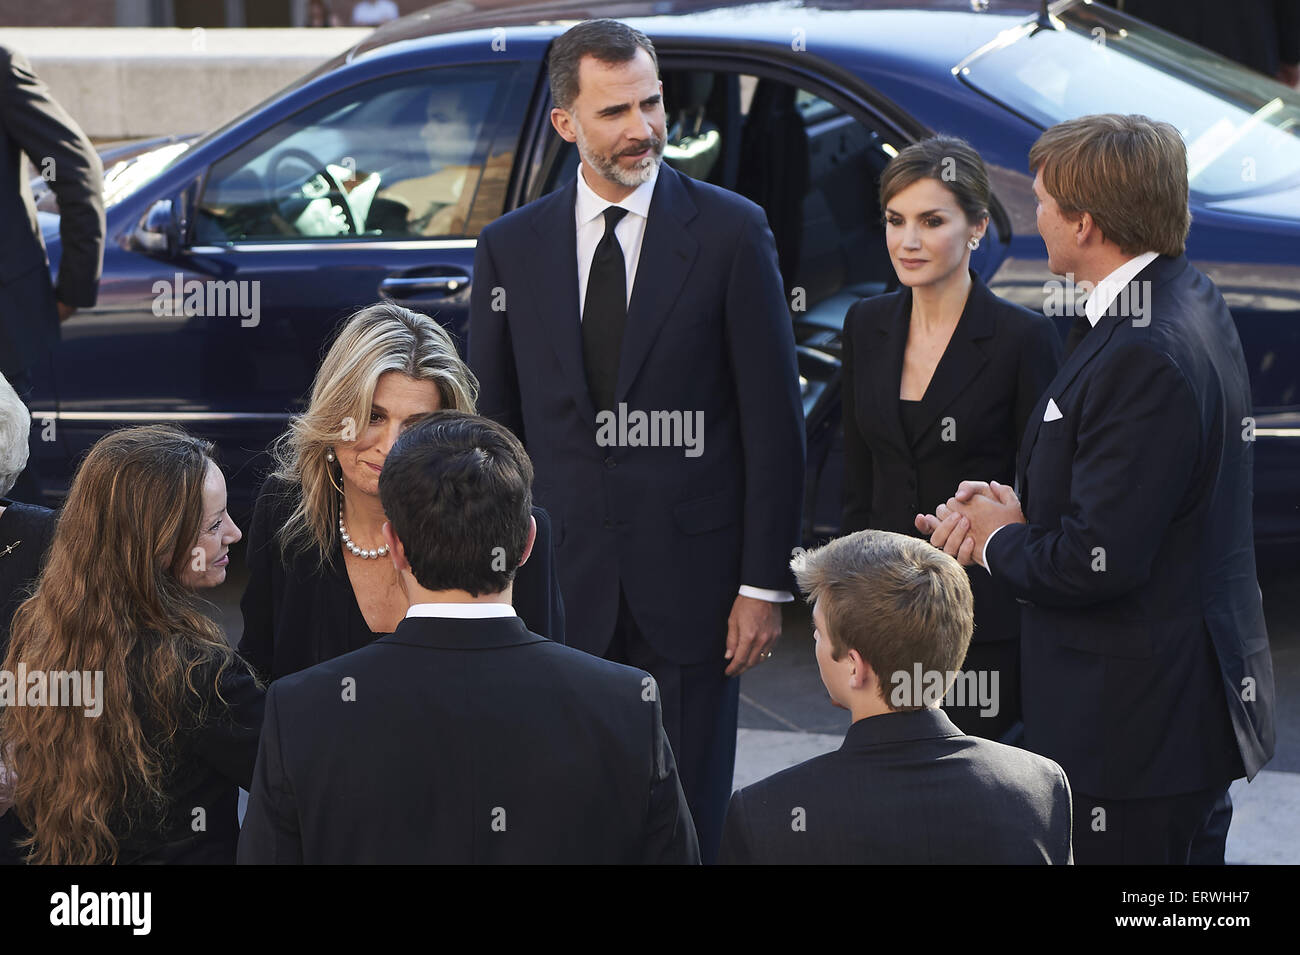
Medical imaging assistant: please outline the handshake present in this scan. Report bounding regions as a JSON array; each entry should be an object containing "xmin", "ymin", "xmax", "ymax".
[{"xmin": 913, "ymin": 480, "xmax": 1027, "ymax": 569}]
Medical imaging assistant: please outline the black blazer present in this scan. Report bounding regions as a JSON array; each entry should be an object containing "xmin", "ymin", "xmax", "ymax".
[
  {"xmin": 0, "ymin": 46, "xmax": 104, "ymax": 380},
  {"xmin": 237, "ymin": 615, "xmax": 699, "ymax": 864},
  {"xmin": 718, "ymin": 707, "xmax": 1073, "ymax": 864},
  {"xmin": 0, "ymin": 497, "xmax": 55, "ymax": 656},
  {"xmin": 469, "ymin": 163, "xmax": 805, "ymax": 664},
  {"xmin": 988, "ymin": 254, "xmax": 1275, "ymax": 798},
  {"xmin": 236, "ymin": 475, "xmax": 565, "ymax": 682},
  {"xmin": 841, "ymin": 271, "xmax": 1061, "ymax": 643},
  {"xmin": 2, "ymin": 658, "xmax": 263, "ymax": 865}
]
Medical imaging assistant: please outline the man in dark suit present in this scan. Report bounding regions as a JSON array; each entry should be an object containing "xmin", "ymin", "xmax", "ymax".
[
  {"xmin": 924, "ymin": 114, "xmax": 1275, "ymax": 864},
  {"xmin": 1111, "ymin": 1, "xmax": 1299, "ymax": 85},
  {"xmin": 719, "ymin": 530, "xmax": 1073, "ymax": 864},
  {"xmin": 468, "ymin": 19, "xmax": 804, "ymax": 863},
  {"xmin": 237, "ymin": 411, "xmax": 698, "ymax": 864},
  {"xmin": 0, "ymin": 45, "xmax": 104, "ymax": 504}
]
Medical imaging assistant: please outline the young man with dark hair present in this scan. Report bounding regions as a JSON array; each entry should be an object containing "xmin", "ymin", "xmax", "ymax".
[
  {"xmin": 238, "ymin": 411, "xmax": 699, "ymax": 864},
  {"xmin": 718, "ymin": 530, "xmax": 1073, "ymax": 865}
]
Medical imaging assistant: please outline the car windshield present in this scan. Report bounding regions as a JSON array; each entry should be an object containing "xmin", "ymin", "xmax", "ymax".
[
  {"xmin": 960, "ymin": 3, "xmax": 1300, "ymax": 212},
  {"xmin": 103, "ymin": 142, "xmax": 191, "ymax": 207}
]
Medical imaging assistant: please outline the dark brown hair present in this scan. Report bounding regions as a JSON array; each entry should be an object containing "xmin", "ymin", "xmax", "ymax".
[
  {"xmin": 549, "ymin": 18, "xmax": 659, "ymax": 111},
  {"xmin": 379, "ymin": 411, "xmax": 533, "ymax": 595},
  {"xmin": 879, "ymin": 135, "xmax": 991, "ymax": 225}
]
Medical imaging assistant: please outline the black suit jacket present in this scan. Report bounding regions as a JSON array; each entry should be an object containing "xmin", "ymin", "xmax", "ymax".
[
  {"xmin": 0, "ymin": 498, "xmax": 55, "ymax": 656},
  {"xmin": 0, "ymin": 46, "xmax": 104, "ymax": 379},
  {"xmin": 841, "ymin": 272, "xmax": 1061, "ymax": 644},
  {"xmin": 236, "ymin": 475, "xmax": 565, "ymax": 682},
  {"xmin": 718, "ymin": 707, "xmax": 1073, "ymax": 864},
  {"xmin": 469, "ymin": 163, "xmax": 804, "ymax": 663},
  {"xmin": 1119, "ymin": 0, "xmax": 1300, "ymax": 76},
  {"xmin": 988, "ymin": 254, "xmax": 1275, "ymax": 798},
  {"xmin": 237, "ymin": 615, "xmax": 700, "ymax": 864}
]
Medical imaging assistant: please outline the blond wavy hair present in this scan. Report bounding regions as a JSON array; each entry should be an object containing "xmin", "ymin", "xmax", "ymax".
[{"xmin": 271, "ymin": 302, "xmax": 479, "ymax": 563}]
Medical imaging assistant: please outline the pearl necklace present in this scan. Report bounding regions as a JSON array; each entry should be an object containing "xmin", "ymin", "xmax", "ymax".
[{"xmin": 339, "ymin": 507, "xmax": 389, "ymax": 560}]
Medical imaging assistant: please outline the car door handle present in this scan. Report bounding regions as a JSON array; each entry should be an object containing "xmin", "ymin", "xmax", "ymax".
[{"xmin": 378, "ymin": 273, "xmax": 470, "ymax": 297}]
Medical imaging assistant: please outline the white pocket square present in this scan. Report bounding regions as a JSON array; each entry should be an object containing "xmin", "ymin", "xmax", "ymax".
[{"xmin": 1042, "ymin": 398, "xmax": 1063, "ymax": 422}]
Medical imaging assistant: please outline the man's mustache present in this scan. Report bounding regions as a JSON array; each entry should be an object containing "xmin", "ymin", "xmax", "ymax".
[{"xmin": 620, "ymin": 136, "xmax": 663, "ymax": 157}]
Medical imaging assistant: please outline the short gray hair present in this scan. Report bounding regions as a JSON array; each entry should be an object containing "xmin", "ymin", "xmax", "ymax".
[{"xmin": 0, "ymin": 373, "xmax": 32, "ymax": 498}]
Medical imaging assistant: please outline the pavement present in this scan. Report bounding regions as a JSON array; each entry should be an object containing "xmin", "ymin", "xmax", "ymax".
[{"xmin": 210, "ymin": 548, "xmax": 1300, "ymax": 864}]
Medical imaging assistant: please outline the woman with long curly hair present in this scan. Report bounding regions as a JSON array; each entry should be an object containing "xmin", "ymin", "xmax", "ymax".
[
  {"xmin": 0, "ymin": 425, "xmax": 261, "ymax": 864},
  {"xmin": 237, "ymin": 301, "xmax": 563, "ymax": 682}
]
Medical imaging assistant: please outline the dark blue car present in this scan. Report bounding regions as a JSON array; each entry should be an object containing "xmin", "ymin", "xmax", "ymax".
[{"xmin": 32, "ymin": 0, "xmax": 1300, "ymax": 546}]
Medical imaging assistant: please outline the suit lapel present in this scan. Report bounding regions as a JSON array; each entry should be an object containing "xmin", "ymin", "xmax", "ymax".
[
  {"xmin": 526, "ymin": 180, "xmax": 594, "ymax": 420},
  {"xmin": 914, "ymin": 273, "xmax": 995, "ymax": 439},
  {"xmin": 868, "ymin": 291, "xmax": 911, "ymax": 455},
  {"xmin": 1016, "ymin": 308, "xmax": 1128, "ymax": 501},
  {"xmin": 615, "ymin": 165, "xmax": 699, "ymax": 404}
]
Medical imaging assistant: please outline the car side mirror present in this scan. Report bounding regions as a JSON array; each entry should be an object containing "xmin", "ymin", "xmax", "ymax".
[{"xmin": 131, "ymin": 198, "xmax": 179, "ymax": 257}]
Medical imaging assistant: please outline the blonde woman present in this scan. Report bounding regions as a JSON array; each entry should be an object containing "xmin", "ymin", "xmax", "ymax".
[{"xmin": 237, "ymin": 302, "xmax": 563, "ymax": 682}]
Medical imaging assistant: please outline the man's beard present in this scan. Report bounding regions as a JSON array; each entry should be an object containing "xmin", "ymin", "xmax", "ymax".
[{"xmin": 573, "ymin": 119, "xmax": 664, "ymax": 188}]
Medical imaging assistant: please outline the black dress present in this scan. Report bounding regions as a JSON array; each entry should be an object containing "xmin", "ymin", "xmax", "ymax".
[
  {"xmin": 0, "ymin": 497, "xmax": 56, "ymax": 657},
  {"xmin": 237, "ymin": 475, "xmax": 566, "ymax": 682},
  {"xmin": 840, "ymin": 271, "xmax": 1063, "ymax": 741},
  {"xmin": 2, "ymin": 655, "xmax": 264, "ymax": 864}
]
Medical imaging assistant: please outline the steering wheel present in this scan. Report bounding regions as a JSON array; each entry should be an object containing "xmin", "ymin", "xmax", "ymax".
[{"xmin": 267, "ymin": 146, "xmax": 358, "ymax": 235}]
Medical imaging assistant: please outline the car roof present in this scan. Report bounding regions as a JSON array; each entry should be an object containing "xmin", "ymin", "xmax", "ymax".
[{"xmin": 350, "ymin": 0, "xmax": 1056, "ymax": 68}]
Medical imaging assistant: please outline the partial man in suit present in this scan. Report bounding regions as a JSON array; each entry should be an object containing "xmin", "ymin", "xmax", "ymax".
[
  {"xmin": 468, "ymin": 19, "xmax": 804, "ymax": 863},
  {"xmin": 719, "ymin": 530, "xmax": 1073, "ymax": 864},
  {"xmin": 1111, "ymin": 0, "xmax": 1299, "ymax": 86},
  {"xmin": 922, "ymin": 114, "xmax": 1275, "ymax": 864},
  {"xmin": 0, "ymin": 46, "xmax": 104, "ymax": 503},
  {"xmin": 237, "ymin": 411, "xmax": 698, "ymax": 864}
]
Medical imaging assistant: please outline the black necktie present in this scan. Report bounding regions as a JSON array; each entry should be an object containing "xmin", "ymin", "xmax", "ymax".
[
  {"xmin": 583, "ymin": 206, "xmax": 629, "ymax": 412},
  {"xmin": 1063, "ymin": 313, "xmax": 1091, "ymax": 358}
]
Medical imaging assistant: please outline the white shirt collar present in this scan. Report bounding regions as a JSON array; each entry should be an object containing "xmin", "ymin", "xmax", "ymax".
[
  {"xmin": 574, "ymin": 160, "xmax": 658, "ymax": 227},
  {"xmin": 404, "ymin": 603, "xmax": 516, "ymax": 619},
  {"xmin": 1084, "ymin": 251, "xmax": 1159, "ymax": 327}
]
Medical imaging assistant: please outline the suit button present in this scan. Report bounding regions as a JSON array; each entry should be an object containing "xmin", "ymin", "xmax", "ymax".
[
  {"xmin": 604, "ymin": 456, "xmax": 617, "ymax": 469},
  {"xmin": 603, "ymin": 519, "xmax": 614, "ymax": 529}
]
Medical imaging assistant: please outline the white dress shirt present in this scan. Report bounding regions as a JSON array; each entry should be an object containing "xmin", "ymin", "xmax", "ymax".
[
  {"xmin": 575, "ymin": 162, "xmax": 656, "ymax": 317},
  {"xmin": 981, "ymin": 251, "xmax": 1160, "ymax": 572},
  {"xmin": 573, "ymin": 160, "xmax": 792, "ymax": 604},
  {"xmin": 405, "ymin": 602, "xmax": 516, "ymax": 619}
]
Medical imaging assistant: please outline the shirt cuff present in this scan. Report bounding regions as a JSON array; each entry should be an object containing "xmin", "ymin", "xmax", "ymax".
[
  {"xmin": 739, "ymin": 585, "xmax": 794, "ymax": 603},
  {"xmin": 981, "ymin": 524, "xmax": 1008, "ymax": 575}
]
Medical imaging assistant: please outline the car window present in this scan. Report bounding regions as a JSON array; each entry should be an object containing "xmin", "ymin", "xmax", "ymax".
[
  {"xmin": 194, "ymin": 65, "xmax": 516, "ymax": 243},
  {"xmin": 961, "ymin": 4, "xmax": 1300, "ymax": 208}
]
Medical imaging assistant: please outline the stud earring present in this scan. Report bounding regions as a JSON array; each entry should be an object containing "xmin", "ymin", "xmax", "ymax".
[
  {"xmin": 326, "ymin": 449, "xmax": 335, "ymax": 462},
  {"xmin": 968, "ymin": 237, "xmax": 980, "ymax": 251}
]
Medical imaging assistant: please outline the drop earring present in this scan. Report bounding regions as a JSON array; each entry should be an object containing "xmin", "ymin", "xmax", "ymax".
[{"xmin": 325, "ymin": 448, "xmax": 344, "ymax": 495}]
